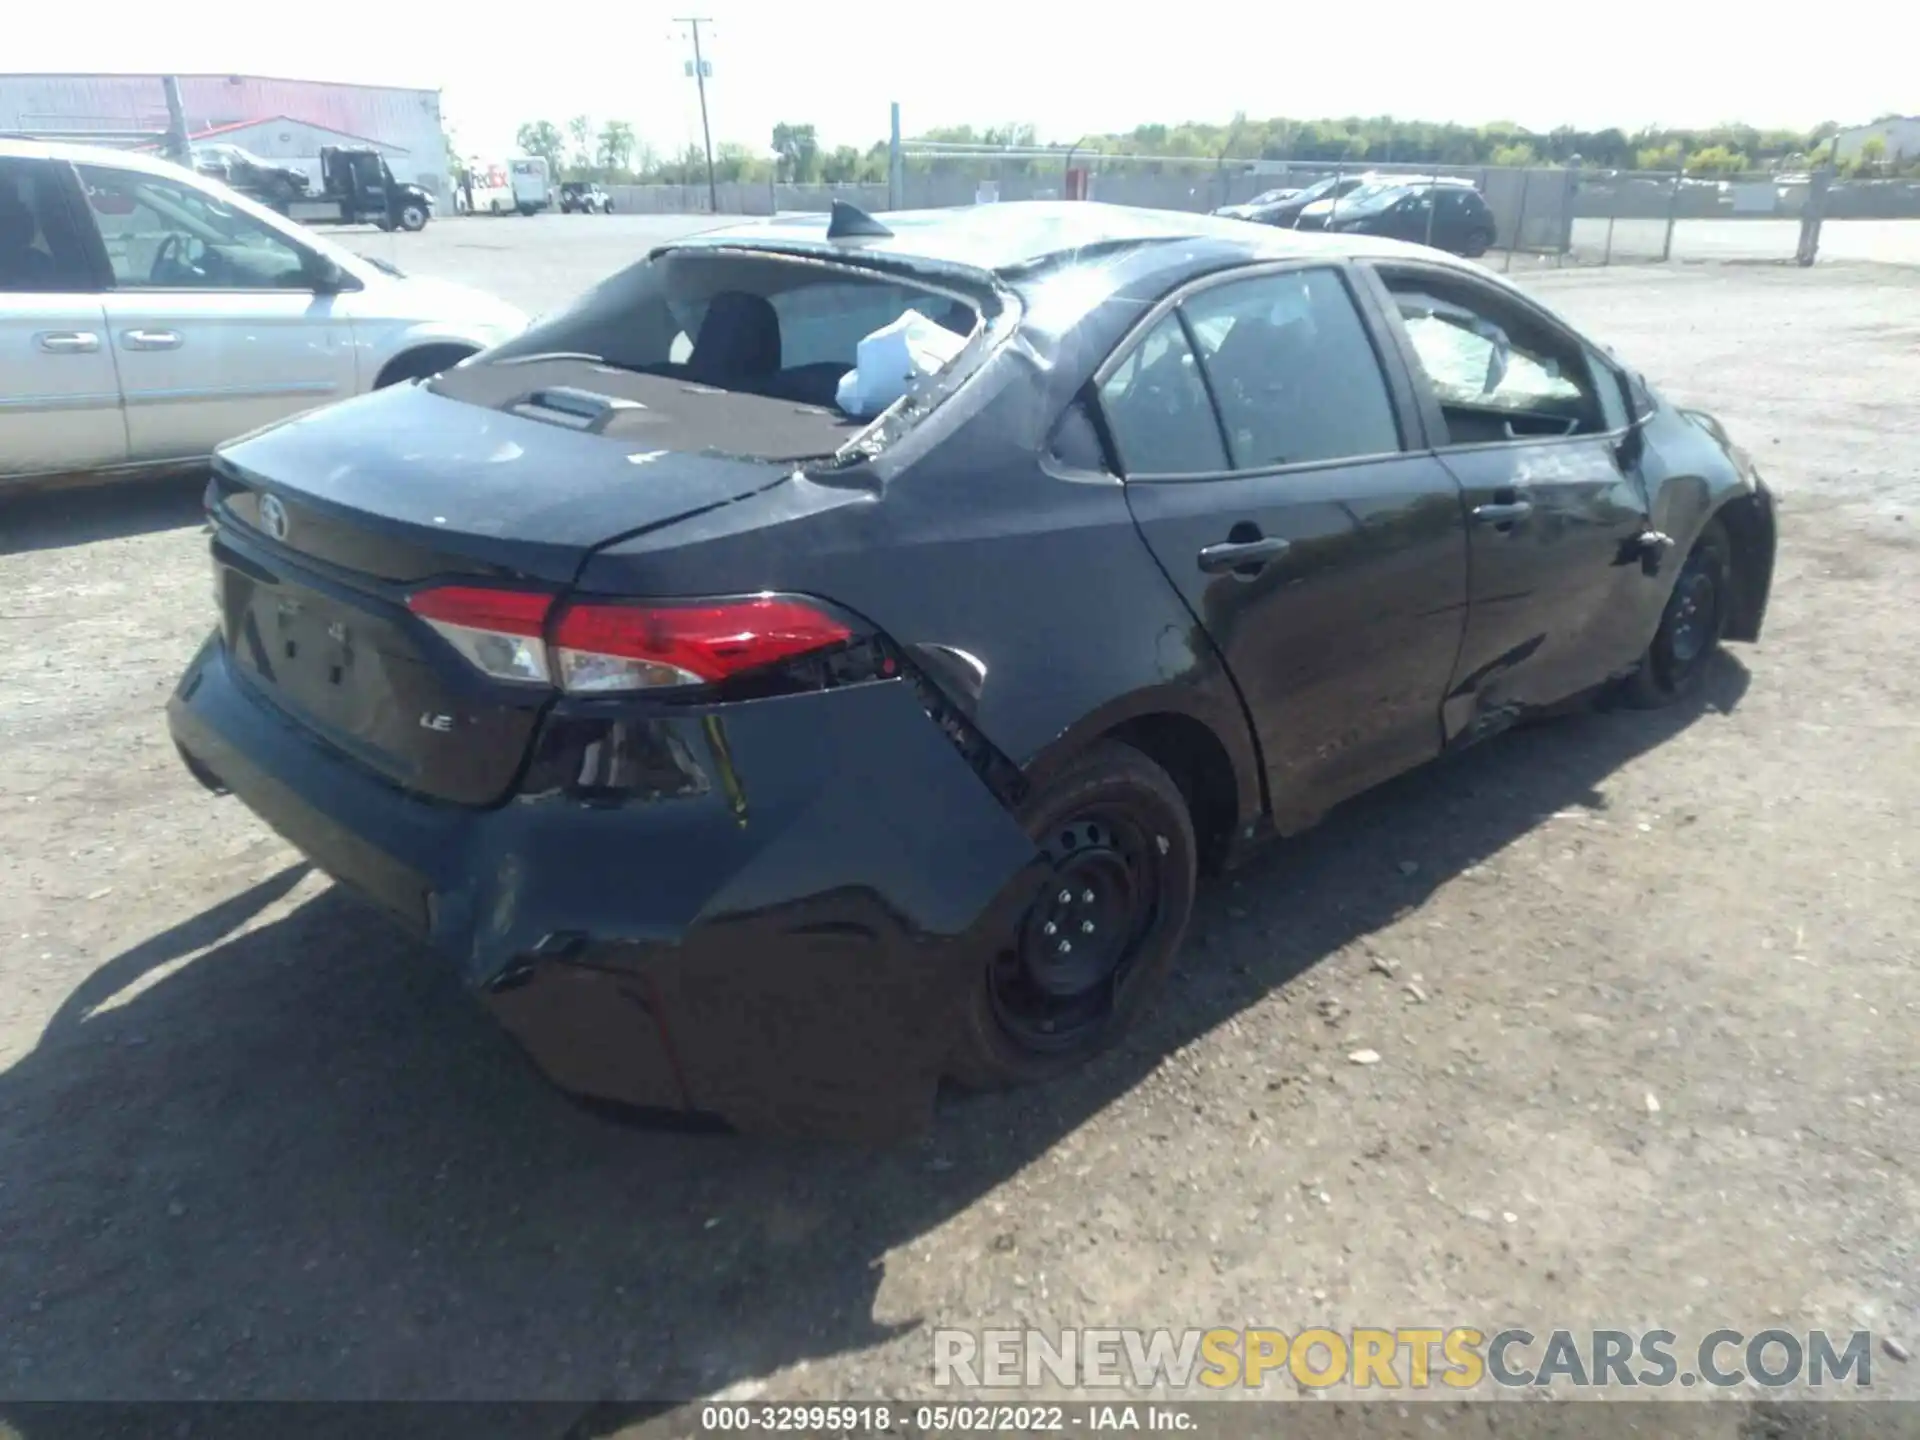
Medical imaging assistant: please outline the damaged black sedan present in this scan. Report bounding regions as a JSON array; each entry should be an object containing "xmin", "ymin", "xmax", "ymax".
[{"xmin": 168, "ymin": 201, "xmax": 1776, "ymax": 1138}]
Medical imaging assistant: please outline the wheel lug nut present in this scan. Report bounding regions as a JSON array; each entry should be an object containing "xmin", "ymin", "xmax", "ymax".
[
  {"xmin": 1058, "ymin": 940, "xmax": 1072, "ymax": 954},
  {"xmin": 1058, "ymin": 890, "xmax": 1072, "ymax": 905},
  {"xmin": 1081, "ymin": 889, "xmax": 1095, "ymax": 904},
  {"xmin": 1081, "ymin": 921, "xmax": 1095, "ymax": 934},
  {"xmin": 1042, "ymin": 921, "xmax": 1056, "ymax": 936}
]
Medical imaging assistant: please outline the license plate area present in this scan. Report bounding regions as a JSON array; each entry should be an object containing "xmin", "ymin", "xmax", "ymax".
[{"xmin": 211, "ymin": 536, "xmax": 548, "ymax": 805}]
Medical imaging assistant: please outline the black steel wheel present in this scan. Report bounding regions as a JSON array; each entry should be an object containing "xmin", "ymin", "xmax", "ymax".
[
  {"xmin": 949, "ymin": 740, "xmax": 1196, "ymax": 1089},
  {"xmin": 1625, "ymin": 518, "xmax": 1730, "ymax": 707},
  {"xmin": 1461, "ymin": 227, "xmax": 1493, "ymax": 258}
]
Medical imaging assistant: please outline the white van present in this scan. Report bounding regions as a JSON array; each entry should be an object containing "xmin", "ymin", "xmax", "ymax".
[{"xmin": 464, "ymin": 157, "xmax": 549, "ymax": 215}]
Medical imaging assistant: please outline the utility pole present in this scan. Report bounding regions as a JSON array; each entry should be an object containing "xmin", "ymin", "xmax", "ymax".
[
  {"xmin": 676, "ymin": 16, "xmax": 718, "ymax": 212},
  {"xmin": 160, "ymin": 76, "xmax": 193, "ymax": 168}
]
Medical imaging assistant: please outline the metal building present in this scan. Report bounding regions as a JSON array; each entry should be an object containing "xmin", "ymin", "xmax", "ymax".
[
  {"xmin": 1833, "ymin": 116, "xmax": 1920, "ymax": 165},
  {"xmin": 0, "ymin": 72, "xmax": 452, "ymax": 203}
]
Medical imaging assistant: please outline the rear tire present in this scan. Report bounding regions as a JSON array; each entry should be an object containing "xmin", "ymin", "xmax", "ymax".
[
  {"xmin": 1623, "ymin": 519, "xmax": 1730, "ymax": 708},
  {"xmin": 1461, "ymin": 227, "xmax": 1493, "ymax": 258},
  {"xmin": 948, "ymin": 741, "xmax": 1196, "ymax": 1091}
]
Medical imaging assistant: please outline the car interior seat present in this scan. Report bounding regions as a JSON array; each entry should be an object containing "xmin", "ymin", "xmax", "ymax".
[{"xmin": 687, "ymin": 291, "xmax": 782, "ymax": 389}]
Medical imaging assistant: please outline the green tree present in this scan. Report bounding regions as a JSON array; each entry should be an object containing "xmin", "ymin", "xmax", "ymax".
[
  {"xmin": 821, "ymin": 145, "xmax": 865, "ymax": 183},
  {"xmin": 567, "ymin": 115, "xmax": 594, "ymax": 174},
  {"xmin": 713, "ymin": 142, "xmax": 772, "ymax": 183},
  {"xmin": 515, "ymin": 120, "xmax": 565, "ymax": 170},
  {"xmin": 771, "ymin": 122, "xmax": 821, "ymax": 182},
  {"xmin": 1635, "ymin": 140, "xmax": 1684, "ymax": 171},
  {"xmin": 597, "ymin": 120, "xmax": 636, "ymax": 173},
  {"xmin": 1857, "ymin": 135, "xmax": 1889, "ymax": 173},
  {"xmin": 1684, "ymin": 144, "xmax": 1748, "ymax": 174}
]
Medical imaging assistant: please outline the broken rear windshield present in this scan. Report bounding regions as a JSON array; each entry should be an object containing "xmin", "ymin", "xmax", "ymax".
[{"xmin": 475, "ymin": 250, "xmax": 982, "ymax": 414}]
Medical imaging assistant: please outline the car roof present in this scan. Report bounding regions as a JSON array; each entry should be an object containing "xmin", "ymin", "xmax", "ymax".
[
  {"xmin": 673, "ymin": 200, "xmax": 1449, "ymax": 279},
  {"xmin": 0, "ymin": 135, "xmax": 198, "ymax": 179}
]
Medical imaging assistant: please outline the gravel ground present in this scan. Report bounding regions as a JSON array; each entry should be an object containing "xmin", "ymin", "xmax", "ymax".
[{"xmin": 0, "ymin": 226, "xmax": 1916, "ymax": 1425}]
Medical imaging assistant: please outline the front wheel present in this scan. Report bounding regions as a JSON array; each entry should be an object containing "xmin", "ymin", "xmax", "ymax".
[
  {"xmin": 948, "ymin": 741, "xmax": 1196, "ymax": 1090},
  {"xmin": 1623, "ymin": 519, "xmax": 1730, "ymax": 707},
  {"xmin": 396, "ymin": 202, "xmax": 428, "ymax": 232}
]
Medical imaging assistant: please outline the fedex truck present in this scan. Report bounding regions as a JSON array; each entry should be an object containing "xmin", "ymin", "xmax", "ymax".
[{"xmin": 463, "ymin": 156, "xmax": 551, "ymax": 215}]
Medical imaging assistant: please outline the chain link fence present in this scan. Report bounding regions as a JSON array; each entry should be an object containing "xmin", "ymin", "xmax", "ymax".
[{"xmin": 597, "ymin": 148, "xmax": 1920, "ymax": 270}]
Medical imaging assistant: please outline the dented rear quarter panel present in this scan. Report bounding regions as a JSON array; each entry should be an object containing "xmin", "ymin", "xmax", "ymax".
[{"xmin": 574, "ymin": 237, "xmax": 1272, "ymax": 840}]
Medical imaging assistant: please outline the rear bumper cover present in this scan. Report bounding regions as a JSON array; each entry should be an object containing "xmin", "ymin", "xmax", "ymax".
[{"xmin": 168, "ymin": 636, "xmax": 1042, "ymax": 1138}]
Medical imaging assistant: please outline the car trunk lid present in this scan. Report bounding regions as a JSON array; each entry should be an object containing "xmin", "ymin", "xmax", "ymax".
[
  {"xmin": 211, "ymin": 379, "xmax": 803, "ymax": 585},
  {"xmin": 207, "ymin": 379, "xmax": 805, "ymax": 805}
]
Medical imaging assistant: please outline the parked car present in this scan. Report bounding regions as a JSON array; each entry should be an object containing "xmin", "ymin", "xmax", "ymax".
[
  {"xmin": 1321, "ymin": 181, "xmax": 1499, "ymax": 256},
  {"xmin": 559, "ymin": 181, "xmax": 614, "ymax": 214},
  {"xmin": 167, "ymin": 201, "xmax": 1776, "ymax": 1138},
  {"xmin": 1237, "ymin": 171, "xmax": 1477, "ymax": 229},
  {"xmin": 1, "ymin": 139, "xmax": 528, "ymax": 489},
  {"xmin": 1291, "ymin": 175, "xmax": 1481, "ymax": 231}
]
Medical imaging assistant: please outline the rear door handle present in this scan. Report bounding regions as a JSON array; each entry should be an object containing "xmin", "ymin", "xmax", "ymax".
[
  {"xmin": 1471, "ymin": 500, "xmax": 1534, "ymax": 526},
  {"xmin": 122, "ymin": 329, "xmax": 183, "ymax": 351},
  {"xmin": 37, "ymin": 331, "xmax": 101, "ymax": 353},
  {"xmin": 1198, "ymin": 536, "xmax": 1291, "ymax": 575}
]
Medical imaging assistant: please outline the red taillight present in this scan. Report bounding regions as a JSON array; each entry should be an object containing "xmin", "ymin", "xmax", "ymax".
[
  {"xmin": 407, "ymin": 585, "xmax": 553, "ymax": 685},
  {"xmin": 551, "ymin": 597, "xmax": 853, "ymax": 693},
  {"xmin": 405, "ymin": 586, "xmax": 854, "ymax": 693}
]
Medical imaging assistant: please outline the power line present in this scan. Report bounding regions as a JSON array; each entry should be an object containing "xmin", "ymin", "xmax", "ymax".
[{"xmin": 674, "ymin": 16, "xmax": 718, "ymax": 212}]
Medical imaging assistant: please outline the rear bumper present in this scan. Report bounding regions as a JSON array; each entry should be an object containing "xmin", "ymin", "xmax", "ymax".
[{"xmin": 168, "ymin": 635, "xmax": 1042, "ymax": 1139}]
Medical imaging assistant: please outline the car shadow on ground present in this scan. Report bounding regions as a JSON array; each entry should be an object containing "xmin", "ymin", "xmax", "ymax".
[
  {"xmin": 0, "ymin": 473, "xmax": 207, "ymax": 555},
  {"xmin": 0, "ymin": 660, "xmax": 1747, "ymax": 1424}
]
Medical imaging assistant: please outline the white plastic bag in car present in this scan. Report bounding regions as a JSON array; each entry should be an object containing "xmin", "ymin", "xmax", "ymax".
[{"xmin": 834, "ymin": 309, "xmax": 967, "ymax": 419}]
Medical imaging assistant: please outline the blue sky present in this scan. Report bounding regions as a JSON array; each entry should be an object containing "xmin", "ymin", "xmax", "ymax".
[{"xmin": 15, "ymin": 0, "xmax": 1904, "ymax": 158}]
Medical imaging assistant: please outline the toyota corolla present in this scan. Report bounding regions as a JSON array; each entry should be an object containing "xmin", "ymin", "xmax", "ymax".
[{"xmin": 168, "ymin": 201, "xmax": 1776, "ymax": 1138}]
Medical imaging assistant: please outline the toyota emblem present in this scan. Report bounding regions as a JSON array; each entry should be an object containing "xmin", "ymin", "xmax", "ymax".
[{"xmin": 259, "ymin": 493, "xmax": 289, "ymax": 542}]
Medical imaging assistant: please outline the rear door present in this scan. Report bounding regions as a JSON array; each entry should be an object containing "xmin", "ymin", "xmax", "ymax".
[
  {"xmin": 74, "ymin": 161, "xmax": 357, "ymax": 465},
  {"xmin": 0, "ymin": 156, "xmax": 128, "ymax": 480},
  {"xmin": 1434, "ymin": 189, "xmax": 1493, "ymax": 253},
  {"xmin": 1106, "ymin": 263, "xmax": 1470, "ymax": 830},
  {"xmin": 509, "ymin": 160, "xmax": 547, "ymax": 210},
  {"xmin": 1360, "ymin": 260, "xmax": 1659, "ymax": 739}
]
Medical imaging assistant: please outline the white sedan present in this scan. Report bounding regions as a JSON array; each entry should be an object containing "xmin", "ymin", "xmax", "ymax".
[{"xmin": 1, "ymin": 137, "xmax": 527, "ymax": 488}]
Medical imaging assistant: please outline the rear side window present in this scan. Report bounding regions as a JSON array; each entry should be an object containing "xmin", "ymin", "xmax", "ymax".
[
  {"xmin": 1097, "ymin": 313, "xmax": 1228, "ymax": 476},
  {"xmin": 0, "ymin": 158, "xmax": 97, "ymax": 293},
  {"xmin": 1180, "ymin": 268, "xmax": 1401, "ymax": 469}
]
